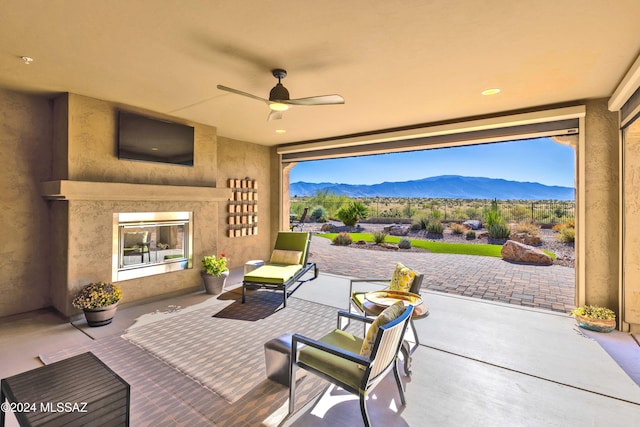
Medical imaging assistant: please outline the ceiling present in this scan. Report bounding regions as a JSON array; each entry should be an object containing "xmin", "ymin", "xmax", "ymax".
[{"xmin": 1, "ymin": 1, "xmax": 639, "ymax": 146}]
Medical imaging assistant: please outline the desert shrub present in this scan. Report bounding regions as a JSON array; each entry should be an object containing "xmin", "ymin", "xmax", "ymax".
[
  {"xmin": 426, "ymin": 221, "xmax": 444, "ymax": 234},
  {"xmin": 418, "ymin": 217, "xmax": 430, "ymax": 230},
  {"xmin": 512, "ymin": 221, "xmax": 540, "ymax": 236},
  {"xmin": 336, "ymin": 201, "xmax": 368, "ymax": 226},
  {"xmin": 466, "ymin": 230, "xmax": 476, "ymax": 239},
  {"xmin": 332, "ymin": 232, "xmax": 352, "ymax": 246},
  {"xmin": 398, "ymin": 238, "xmax": 412, "ymax": 249},
  {"xmin": 553, "ymin": 220, "xmax": 575, "ymax": 243},
  {"xmin": 556, "ymin": 225, "xmax": 575, "ymax": 243},
  {"xmin": 373, "ymin": 231, "xmax": 388, "ymax": 244},
  {"xmin": 488, "ymin": 222, "xmax": 511, "ymax": 239},
  {"xmin": 310, "ymin": 206, "xmax": 328, "ymax": 223},
  {"xmin": 428, "ymin": 209, "xmax": 443, "ymax": 220},
  {"xmin": 410, "ymin": 222, "xmax": 422, "ymax": 231},
  {"xmin": 484, "ymin": 198, "xmax": 505, "ymax": 229},
  {"xmin": 449, "ymin": 223, "xmax": 466, "ymax": 234}
]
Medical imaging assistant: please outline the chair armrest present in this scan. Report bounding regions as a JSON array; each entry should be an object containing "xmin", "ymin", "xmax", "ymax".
[
  {"xmin": 336, "ymin": 309, "xmax": 375, "ymax": 328},
  {"xmin": 291, "ymin": 333, "xmax": 371, "ymax": 367},
  {"xmin": 348, "ymin": 278, "xmax": 391, "ymax": 296}
]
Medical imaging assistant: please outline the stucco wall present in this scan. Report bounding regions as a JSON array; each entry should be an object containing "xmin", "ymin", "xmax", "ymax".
[
  {"xmin": 47, "ymin": 94, "xmax": 273, "ymax": 316},
  {"xmin": 583, "ymin": 99, "xmax": 620, "ymax": 312},
  {"xmin": 216, "ymin": 136, "xmax": 276, "ymax": 264},
  {"xmin": 0, "ymin": 90, "xmax": 52, "ymax": 317}
]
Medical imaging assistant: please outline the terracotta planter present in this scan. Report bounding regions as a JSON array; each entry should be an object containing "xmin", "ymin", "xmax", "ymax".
[
  {"xmin": 201, "ymin": 270, "xmax": 229, "ymax": 295},
  {"xmin": 83, "ymin": 302, "xmax": 119, "ymax": 327},
  {"xmin": 574, "ymin": 314, "xmax": 616, "ymax": 333}
]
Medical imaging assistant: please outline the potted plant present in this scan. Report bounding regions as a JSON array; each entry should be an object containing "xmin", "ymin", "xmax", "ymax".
[
  {"xmin": 570, "ymin": 305, "xmax": 616, "ymax": 333},
  {"xmin": 201, "ymin": 253, "xmax": 229, "ymax": 295},
  {"xmin": 72, "ymin": 281, "xmax": 122, "ymax": 327}
]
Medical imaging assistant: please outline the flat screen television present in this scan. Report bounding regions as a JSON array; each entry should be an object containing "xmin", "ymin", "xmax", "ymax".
[{"xmin": 118, "ymin": 111, "xmax": 195, "ymax": 166}]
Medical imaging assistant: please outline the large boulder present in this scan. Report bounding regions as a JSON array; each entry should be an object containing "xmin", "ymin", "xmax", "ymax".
[
  {"xmin": 501, "ymin": 240, "xmax": 553, "ymax": 265},
  {"xmin": 463, "ymin": 220, "xmax": 482, "ymax": 230},
  {"xmin": 320, "ymin": 223, "xmax": 336, "ymax": 232},
  {"xmin": 510, "ymin": 232, "xmax": 542, "ymax": 246},
  {"xmin": 384, "ymin": 225, "xmax": 410, "ymax": 236}
]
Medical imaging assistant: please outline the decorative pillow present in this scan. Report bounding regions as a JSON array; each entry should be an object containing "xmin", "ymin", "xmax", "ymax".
[
  {"xmin": 359, "ymin": 301, "xmax": 406, "ymax": 368},
  {"xmin": 388, "ymin": 262, "xmax": 416, "ymax": 292},
  {"xmin": 269, "ymin": 249, "xmax": 303, "ymax": 265}
]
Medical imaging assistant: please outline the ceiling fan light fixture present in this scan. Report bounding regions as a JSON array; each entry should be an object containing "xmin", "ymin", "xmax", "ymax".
[
  {"xmin": 481, "ymin": 88, "xmax": 501, "ymax": 96},
  {"xmin": 269, "ymin": 102, "xmax": 289, "ymax": 111}
]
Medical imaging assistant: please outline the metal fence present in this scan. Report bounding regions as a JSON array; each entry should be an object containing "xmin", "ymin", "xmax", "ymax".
[{"xmin": 290, "ymin": 198, "xmax": 575, "ymax": 225}]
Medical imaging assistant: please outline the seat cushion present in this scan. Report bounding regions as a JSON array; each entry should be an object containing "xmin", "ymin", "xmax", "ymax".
[
  {"xmin": 388, "ymin": 262, "xmax": 416, "ymax": 292},
  {"xmin": 243, "ymin": 264, "xmax": 302, "ymax": 285},
  {"xmin": 359, "ymin": 301, "xmax": 406, "ymax": 363},
  {"xmin": 299, "ymin": 329, "xmax": 365, "ymax": 392}
]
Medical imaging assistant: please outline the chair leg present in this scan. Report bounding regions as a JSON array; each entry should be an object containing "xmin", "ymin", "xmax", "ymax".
[
  {"xmin": 360, "ymin": 394, "xmax": 371, "ymax": 427},
  {"xmin": 242, "ymin": 284, "xmax": 246, "ymax": 303},
  {"xmin": 288, "ymin": 364, "xmax": 296, "ymax": 414},
  {"xmin": 393, "ymin": 362, "xmax": 406, "ymax": 406}
]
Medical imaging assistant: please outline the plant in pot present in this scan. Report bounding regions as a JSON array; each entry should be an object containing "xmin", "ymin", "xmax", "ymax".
[
  {"xmin": 72, "ymin": 281, "xmax": 122, "ymax": 327},
  {"xmin": 201, "ymin": 253, "xmax": 229, "ymax": 295},
  {"xmin": 570, "ymin": 305, "xmax": 616, "ymax": 333}
]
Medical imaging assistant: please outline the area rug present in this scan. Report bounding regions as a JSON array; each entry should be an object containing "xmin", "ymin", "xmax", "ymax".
[
  {"xmin": 44, "ymin": 289, "xmax": 356, "ymax": 426},
  {"xmin": 124, "ymin": 289, "xmax": 340, "ymax": 404}
]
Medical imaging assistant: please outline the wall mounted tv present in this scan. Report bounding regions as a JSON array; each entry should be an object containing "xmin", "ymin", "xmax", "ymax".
[{"xmin": 118, "ymin": 111, "xmax": 195, "ymax": 166}]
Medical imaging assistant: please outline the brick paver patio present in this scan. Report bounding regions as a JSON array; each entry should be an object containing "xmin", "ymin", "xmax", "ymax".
[{"xmin": 307, "ymin": 235, "xmax": 576, "ymax": 313}]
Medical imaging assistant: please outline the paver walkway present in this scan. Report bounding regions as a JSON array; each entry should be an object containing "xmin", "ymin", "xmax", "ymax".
[{"xmin": 307, "ymin": 235, "xmax": 576, "ymax": 313}]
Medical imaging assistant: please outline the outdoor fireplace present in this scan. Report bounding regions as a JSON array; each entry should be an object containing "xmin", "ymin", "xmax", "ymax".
[{"xmin": 113, "ymin": 212, "xmax": 193, "ymax": 281}]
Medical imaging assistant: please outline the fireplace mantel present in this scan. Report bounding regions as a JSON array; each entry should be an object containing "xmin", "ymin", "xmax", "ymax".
[{"xmin": 40, "ymin": 180, "xmax": 231, "ymax": 201}]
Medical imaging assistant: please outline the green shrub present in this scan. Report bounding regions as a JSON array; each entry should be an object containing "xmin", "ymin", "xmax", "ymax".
[
  {"xmin": 398, "ymin": 238, "xmax": 412, "ymax": 249},
  {"xmin": 488, "ymin": 222, "xmax": 511, "ymax": 239},
  {"xmin": 310, "ymin": 206, "xmax": 328, "ymax": 222},
  {"xmin": 449, "ymin": 223, "xmax": 466, "ymax": 234},
  {"xmin": 410, "ymin": 222, "xmax": 422, "ymax": 231},
  {"xmin": 426, "ymin": 221, "xmax": 444, "ymax": 234},
  {"xmin": 418, "ymin": 217, "xmax": 430, "ymax": 230},
  {"xmin": 336, "ymin": 201, "xmax": 368, "ymax": 226},
  {"xmin": 556, "ymin": 226, "xmax": 575, "ymax": 243},
  {"xmin": 373, "ymin": 231, "xmax": 388, "ymax": 244},
  {"xmin": 466, "ymin": 230, "xmax": 476, "ymax": 239},
  {"xmin": 332, "ymin": 232, "xmax": 353, "ymax": 246}
]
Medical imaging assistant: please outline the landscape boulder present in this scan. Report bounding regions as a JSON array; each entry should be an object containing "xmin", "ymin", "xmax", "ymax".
[
  {"xmin": 378, "ymin": 242, "xmax": 399, "ymax": 250},
  {"xmin": 501, "ymin": 240, "xmax": 553, "ymax": 265},
  {"xmin": 384, "ymin": 225, "xmax": 410, "ymax": 236},
  {"xmin": 320, "ymin": 223, "xmax": 336, "ymax": 232},
  {"xmin": 510, "ymin": 232, "xmax": 542, "ymax": 246},
  {"xmin": 463, "ymin": 220, "xmax": 482, "ymax": 230}
]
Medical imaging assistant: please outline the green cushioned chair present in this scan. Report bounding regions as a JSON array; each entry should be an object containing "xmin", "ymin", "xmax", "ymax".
[
  {"xmin": 289, "ymin": 305, "xmax": 415, "ymax": 427},
  {"xmin": 348, "ymin": 264, "xmax": 424, "ymax": 376},
  {"xmin": 242, "ymin": 231, "xmax": 318, "ymax": 307}
]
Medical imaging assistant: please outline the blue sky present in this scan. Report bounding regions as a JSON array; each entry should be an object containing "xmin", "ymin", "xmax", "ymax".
[{"xmin": 290, "ymin": 137, "xmax": 575, "ymax": 188}]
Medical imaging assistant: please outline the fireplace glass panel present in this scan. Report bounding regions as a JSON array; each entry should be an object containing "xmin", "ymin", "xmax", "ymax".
[{"xmin": 114, "ymin": 212, "xmax": 192, "ymax": 281}]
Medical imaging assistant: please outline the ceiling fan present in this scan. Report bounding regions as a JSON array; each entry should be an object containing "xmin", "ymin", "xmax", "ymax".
[{"xmin": 217, "ymin": 69, "xmax": 345, "ymax": 121}]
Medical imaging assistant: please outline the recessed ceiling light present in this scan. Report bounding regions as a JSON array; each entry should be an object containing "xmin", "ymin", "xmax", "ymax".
[
  {"xmin": 20, "ymin": 56, "xmax": 34, "ymax": 65},
  {"xmin": 151, "ymin": 147, "xmax": 159, "ymax": 151},
  {"xmin": 481, "ymin": 88, "xmax": 501, "ymax": 96},
  {"xmin": 275, "ymin": 129, "xmax": 286, "ymax": 134}
]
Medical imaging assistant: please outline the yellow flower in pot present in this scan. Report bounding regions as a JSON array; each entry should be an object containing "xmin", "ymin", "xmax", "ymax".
[
  {"xmin": 72, "ymin": 282, "xmax": 122, "ymax": 327},
  {"xmin": 570, "ymin": 305, "xmax": 616, "ymax": 333}
]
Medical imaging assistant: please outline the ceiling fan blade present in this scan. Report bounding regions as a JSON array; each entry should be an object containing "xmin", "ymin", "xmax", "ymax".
[
  {"xmin": 283, "ymin": 94, "xmax": 345, "ymax": 106},
  {"xmin": 267, "ymin": 110, "xmax": 283, "ymax": 121},
  {"xmin": 217, "ymin": 85, "xmax": 269, "ymax": 104}
]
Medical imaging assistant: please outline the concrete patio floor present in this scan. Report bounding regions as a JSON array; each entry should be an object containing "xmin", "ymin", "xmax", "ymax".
[{"xmin": 1, "ymin": 267, "xmax": 639, "ymax": 426}]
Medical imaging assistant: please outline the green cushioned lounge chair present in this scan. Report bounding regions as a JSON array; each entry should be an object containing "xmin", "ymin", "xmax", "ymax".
[{"xmin": 242, "ymin": 231, "xmax": 318, "ymax": 307}]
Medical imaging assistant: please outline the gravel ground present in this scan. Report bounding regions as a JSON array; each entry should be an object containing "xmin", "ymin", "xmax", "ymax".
[{"xmin": 304, "ymin": 221, "xmax": 575, "ymax": 268}]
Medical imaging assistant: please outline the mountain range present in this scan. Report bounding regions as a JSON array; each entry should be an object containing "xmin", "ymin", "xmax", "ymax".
[{"xmin": 290, "ymin": 175, "xmax": 574, "ymax": 200}]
